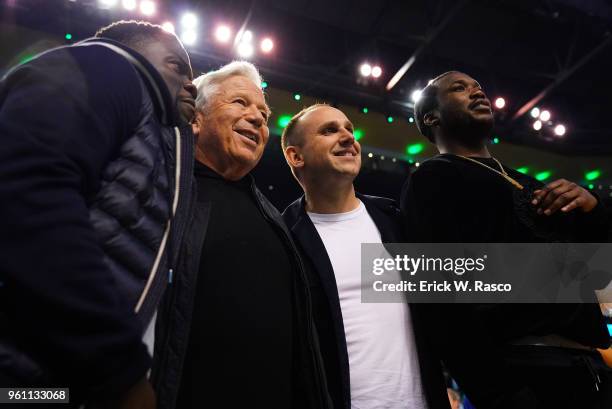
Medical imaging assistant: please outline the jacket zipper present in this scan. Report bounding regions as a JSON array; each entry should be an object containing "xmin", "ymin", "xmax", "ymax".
[{"xmin": 134, "ymin": 127, "xmax": 181, "ymax": 313}]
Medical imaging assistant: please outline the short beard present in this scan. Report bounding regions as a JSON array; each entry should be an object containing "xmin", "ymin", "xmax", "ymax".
[{"xmin": 440, "ymin": 108, "xmax": 494, "ymax": 149}]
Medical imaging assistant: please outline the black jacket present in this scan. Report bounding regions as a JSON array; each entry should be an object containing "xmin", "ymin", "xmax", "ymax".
[
  {"xmin": 400, "ymin": 155, "xmax": 611, "ymax": 408},
  {"xmin": 282, "ymin": 193, "xmax": 451, "ymax": 409},
  {"xmin": 0, "ymin": 38, "xmax": 193, "ymax": 401},
  {"xmin": 151, "ymin": 173, "xmax": 333, "ymax": 409}
]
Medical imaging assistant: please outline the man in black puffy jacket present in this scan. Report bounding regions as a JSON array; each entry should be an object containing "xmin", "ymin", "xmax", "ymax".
[{"xmin": 0, "ymin": 20, "xmax": 196, "ymax": 408}]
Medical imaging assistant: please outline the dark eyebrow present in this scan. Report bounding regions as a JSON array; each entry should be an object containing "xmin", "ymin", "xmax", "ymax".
[
  {"xmin": 233, "ymin": 91, "xmax": 271, "ymax": 117},
  {"xmin": 317, "ymin": 120, "xmax": 339, "ymax": 132},
  {"xmin": 317, "ymin": 120, "xmax": 354, "ymax": 132}
]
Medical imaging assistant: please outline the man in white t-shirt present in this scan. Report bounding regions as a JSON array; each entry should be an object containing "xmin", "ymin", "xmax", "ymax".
[{"xmin": 280, "ymin": 104, "xmax": 449, "ymax": 409}]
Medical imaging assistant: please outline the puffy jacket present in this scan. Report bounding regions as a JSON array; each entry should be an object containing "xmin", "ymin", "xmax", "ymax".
[{"xmin": 0, "ymin": 38, "xmax": 193, "ymax": 402}]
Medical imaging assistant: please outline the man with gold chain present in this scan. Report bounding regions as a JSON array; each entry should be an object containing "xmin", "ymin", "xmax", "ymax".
[{"xmin": 400, "ymin": 71, "xmax": 611, "ymax": 408}]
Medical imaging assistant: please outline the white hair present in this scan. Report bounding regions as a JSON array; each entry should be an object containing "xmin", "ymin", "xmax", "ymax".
[{"xmin": 193, "ymin": 60, "xmax": 264, "ymax": 111}]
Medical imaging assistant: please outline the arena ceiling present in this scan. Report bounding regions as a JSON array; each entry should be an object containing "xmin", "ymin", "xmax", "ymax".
[{"xmin": 2, "ymin": 0, "xmax": 612, "ymax": 155}]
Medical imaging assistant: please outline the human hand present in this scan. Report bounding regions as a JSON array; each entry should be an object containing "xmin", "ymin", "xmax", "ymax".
[{"xmin": 531, "ymin": 178, "xmax": 598, "ymax": 216}]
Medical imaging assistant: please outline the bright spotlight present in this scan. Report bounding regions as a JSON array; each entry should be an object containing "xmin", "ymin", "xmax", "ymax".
[
  {"xmin": 121, "ymin": 0, "xmax": 136, "ymax": 10},
  {"xmin": 215, "ymin": 25, "xmax": 232, "ymax": 43},
  {"xmin": 161, "ymin": 22, "xmax": 175, "ymax": 34},
  {"xmin": 237, "ymin": 41, "xmax": 254, "ymax": 58},
  {"xmin": 539, "ymin": 110, "xmax": 551, "ymax": 121},
  {"xmin": 98, "ymin": 0, "xmax": 118, "ymax": 8},
  {"xmin": 533, "ymin": 120, "xmax": 542, "ymax": 131},
  {"xmin": 411, "ymin": 89, "xmax": 422, "ymax": 103},
  {"xmin": 371, "ymin": 66, "xmax": 382, "ymax": 78},
  {"xmin": 554, "ymin": 124, "xmax": 566, "ymax": 136},
  {"xmin": 181, "ymin": 30, "xmax": 197, "ymax": 46},
  {"xmin": 260, "ymin": 38, "xmax": 274, "ymax": 53},
  {"xmin": 241, "ymin": 30, "xmax": 253, "ymax": 42},
  {"xmin": 360, "ymin": 63, "xmax": 372, "ymax": 77},
  {"xmin": 494, "ymin": 97, "xmax": 506, "ymax": 109},
  {"xmin": 140, "ymin": 0, "xmax": 155, "ymax": 16},
  {"xmin": 181, "ymin": 12, "xmax": 198, "ymax": 28},
  {"xmin": 530, "ymin": 107, "xmax": 540, "ymax": 118}
]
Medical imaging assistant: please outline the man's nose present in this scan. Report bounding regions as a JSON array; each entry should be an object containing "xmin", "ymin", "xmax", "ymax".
[
  {"xmin": 185, "ymin": 81, "xmax": 197, "ymax": 100},
  {"xmin": 245, "ymin": 105, "xmax": 265, "ymax": 127},
  {"xmin": 339, "ymin": 129, "xmax": 355, "ymax": 145},
  {"xmin": 471, "ymin": 87, "xmax": 486, "ymax": 100}
]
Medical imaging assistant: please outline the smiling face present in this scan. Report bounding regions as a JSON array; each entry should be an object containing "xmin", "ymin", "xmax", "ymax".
[
  {"xmin": 429, "ymin": 71, "xmax": 494, "ymax": 147},
  {"xmin": 136, "ymin": 34, "xmax": 197, "ymax": 124},
  {"xmin": 193, "ymin": 75, "xmax": 270, "ymax": 180},
  {"xmin": 286, "ymin": 106, "xmax": 361, "ymax": 183}
]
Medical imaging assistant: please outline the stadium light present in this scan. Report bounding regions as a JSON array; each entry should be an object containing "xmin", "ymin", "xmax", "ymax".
[
  {"xmin": 554, "ymin": 124, "xmax": 566, "ymax": 136},
  {"xmin": 530, "ymin": 107, "xmax": 540, "ymax": 118},
  {"xmin": 241, "ymin": 30, "xmax": 253, "ymax": 42},
  {"xmin": 533, "ymin": 120, "xmax": 542, "ymax": 131},
  {"xmin": 181, "ymin": 12, "xmax": 198, "ymax": 29},
  {"xmin": 140, "ymin": 0, "xmax": 155, "ymax": 16},
  {"xmin": 371, "ymin": 66, "xmax": 382, "ymax": 78},
  {"xmin": 360, "ymin": 63, "xmax": 372, "ymax": 77},
  {"xmin": 98, "ymin": 0, "xmax": 118, "ymax": 8},
  {"xmin": 411, "ymin": 90, "xmax": 422, "ymax": 103},
  {"xmin": 585, "ymin": 170, "xmax": 601, "ymax": 181},
  {"xmin": 539, "ymin": 110, "xmax": 551, "ymax": 121},
  {"xmin": 260, "ymin": 38, "xmax": 274, "ymax": 53},
  {"xmin": 121, "ymin": 0, "xmax": 136, "ymax": 10},
  {"xmin": 181, "ymin": 30, "xmax": 197, "ymax": 46},
  {"xmin": 237, "ymin": 41, "xmax": 254, "ymax": 58},
  {"xmin": 494, "ymin": 97, "xmax": 506, "ymax": 109},
  {"xmin": 215, "ymin": 25, "xmax": 232, "ymax": 43}
]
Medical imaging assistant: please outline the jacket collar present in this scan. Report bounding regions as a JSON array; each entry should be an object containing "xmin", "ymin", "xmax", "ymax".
[
  {"xmin": 77, "ymin": 37, "xmax": 176, "ymax": 126},
  {"xmin": 284, "ymin": 193, "xmax": 402, "ymax": 243}
]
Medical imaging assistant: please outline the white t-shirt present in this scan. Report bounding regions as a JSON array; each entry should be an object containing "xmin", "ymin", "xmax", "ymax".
[{"xmin": 308, "ymin": 201, "xmax": 427, "ymax": 409}]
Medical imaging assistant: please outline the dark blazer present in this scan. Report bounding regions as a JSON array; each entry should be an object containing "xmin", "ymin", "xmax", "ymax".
[
  {"xmin": 283, "ymin": 193, "xmax": 451, "ymax": 409},
  {"xmin": 152, "ymin": 173, "xmax": 333, "ymax": 409}
]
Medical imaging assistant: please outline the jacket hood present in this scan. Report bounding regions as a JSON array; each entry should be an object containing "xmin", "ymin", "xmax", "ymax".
[{"xmin": 78, "ymin": 37, "xmax": 177, "ymax": 126}]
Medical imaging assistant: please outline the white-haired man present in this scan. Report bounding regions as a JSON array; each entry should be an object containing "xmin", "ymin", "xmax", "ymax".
[{"xmin": 151, "ymin": 61, "xmax": 332, "ymax": 409}]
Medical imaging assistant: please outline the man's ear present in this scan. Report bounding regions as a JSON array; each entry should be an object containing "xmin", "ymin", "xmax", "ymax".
[
  {"xmin": 285, "ymin": 146, "xmax": 305, "ymax": 169},
  {"xmin": 192, "ymin": 111, "xmax": 203, "ymax": 137},
  {"xmin": 424, "ymin": 111, "xmax": 440, "ymax": 128}
]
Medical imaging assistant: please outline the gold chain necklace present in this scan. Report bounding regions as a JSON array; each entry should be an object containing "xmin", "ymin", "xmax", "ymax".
[{"xmin": 455, "ymin": 155, "xmax": 524, "ymax": 190}]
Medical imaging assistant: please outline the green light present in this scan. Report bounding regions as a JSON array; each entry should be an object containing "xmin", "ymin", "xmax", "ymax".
[
  {"xmin": 353, "ymin": 129, "xmax": 364, "ymax": 141},
  {"xmin": 277, "ymin": 115, "xmax": 292, "ymax": 128},
  {"xmin": 293, "ymin": 93, "xmax": 301, "ymax": 101},
  {"xmin": 408, "ymin": 117, "xmax": 414, "ymax": 123},
  {"xmin": 387, "ymin": 116, "xmax": 394, "ymax": 123},
  {"xmin": 408, "ymin": 158, "xmax": 414, "ymax": 164},
  {"xmin": 19, "ymin": 54, "xmax": 34, "ymax": 65},
  {"xmin": 406, "ymin": 143, "xmax": 424, "ymax": 155},
  {"xmin": 585, "ymin": 170, "xmax": 601, "ymax": 181},
  {"xmin": 493, "ymin": 137, "xmax": 500, "ymax": 144},
  {"xmin": 65, "ymin": 33, "xmax": 72, "ymax": 40},
  {"xmin": 535, "ymin": 171, "xmax": 552, "ymax": 181},
  {"xmin": 362, "ymin": 107, "xmax": 369, "ymax": 114},
  {"xmin": 516, "ymin": 167, "xmax": 529, "ymax": 174},
  {"xmin": 588, "ymin": 183, "xmax": 595, "ymax": 190},
  {"xmin": 261, "ymin": 81, "xmax": 268, "ymax": 89}
]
